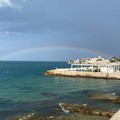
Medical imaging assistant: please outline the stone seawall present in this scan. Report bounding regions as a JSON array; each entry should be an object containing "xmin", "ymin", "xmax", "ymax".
[
  {"xmin": 45, "ymin": 69, "xmax": 120, "ymax": 80},
  {"xmin": 110, "ymin": 110, "xmax": 120, "ymax": 120}
]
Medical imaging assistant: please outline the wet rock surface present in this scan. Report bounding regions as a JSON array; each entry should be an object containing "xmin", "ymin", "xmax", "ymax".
[
  {"xmin": 10, "ymin": 113, "xmax": 109, "ymax": 120},
  {"xmin": 89, "ymin": 93, "xmax": 120, "ymax": 104},
  {"xmin": 10, "ymin": 113, "xmax": 46, "ymax": 120},
  {"xmin": 9, "ymin": 93, "xmax": 119, "ymax": 120},
  {"xmin": 59, "ymin": 103, "xmax": 115, "ymax": 118},
  {"xmin": 10, "ymin": 102, "xmax": 116, "ymax": 120}
]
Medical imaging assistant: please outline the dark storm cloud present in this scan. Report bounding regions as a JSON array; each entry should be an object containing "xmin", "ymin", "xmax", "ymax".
[{"xmin": 0, "ymin": 0, "xmax": 120, "ymax": 60}]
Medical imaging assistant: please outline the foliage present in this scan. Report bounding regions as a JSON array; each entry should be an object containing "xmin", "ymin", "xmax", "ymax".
[
  {"xmin": 96, "ymin": 58, "xmax": 102, "ymax": 61},
  {"xmin": 86, "ymin": 69, "xmax": 92, "ymax": 72},
  {"xmin": 109, "ymin": 57, "xmax": 120, "ymax": 62}
]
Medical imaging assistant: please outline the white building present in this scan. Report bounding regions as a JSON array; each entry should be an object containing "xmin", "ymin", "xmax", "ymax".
[
  {"xmin": 69, "ymin": 56, "xmax": 120, "ymax": 73},
  {"xmin": 100, "ymin": 64, "xmax": 120, "ymax": 73}
]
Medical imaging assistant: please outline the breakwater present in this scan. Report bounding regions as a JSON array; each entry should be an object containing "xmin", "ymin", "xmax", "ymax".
[{"xmin": 45, "ymin": 68, "xmax": 120, "ymax": 80}]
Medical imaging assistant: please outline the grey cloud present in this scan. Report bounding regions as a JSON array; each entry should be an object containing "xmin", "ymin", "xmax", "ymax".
[{"xmin": 0, "ymin": 0, "xmax": 120, "ymax": 60}]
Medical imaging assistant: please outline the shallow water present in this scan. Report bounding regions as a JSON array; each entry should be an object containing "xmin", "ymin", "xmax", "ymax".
[{"xmin": 0, "ymin": 61, "xmax": 120, "ymax": 120}]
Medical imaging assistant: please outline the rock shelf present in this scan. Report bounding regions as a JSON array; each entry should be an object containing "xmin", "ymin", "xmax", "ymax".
[
  {"xmin": 45, "ymin": 69, "xmax": 120, "ymax": 80},
  {"xmin": 59, "ymin": 103, "xmax": 115, "ymax": 118},
  {"xmin": 89, "ymin": 93, "xmax": 120, "ymax": 104},
  {"xmin": 10, "ymin": 113, "xmax": 109, "ymax": 120}
]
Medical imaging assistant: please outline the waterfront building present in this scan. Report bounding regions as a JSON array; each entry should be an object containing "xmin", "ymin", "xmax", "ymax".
[{"xmin": 69, "ymin": 56, "xmax": 120, "ymax": 73}]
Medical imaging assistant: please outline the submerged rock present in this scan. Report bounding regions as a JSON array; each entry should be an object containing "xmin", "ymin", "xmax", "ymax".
[
  {"xmin": 55, "ymin": 114, "xmax": 109, "ymax": 120},
  {"xmin": 89, "ymin": 93, "xmax": 120, "ymax": 104},
  {"xmin": 10, "ymin": 113, "xmax": 47, "ymax": 120},
  {"xmin": 10, "ymin": 102, "xmax": 115, "ymax": 120},
  {"xmin": 10, "ymin": 113, "xmax": 109, "ymax": 120},
  {"xmin": 59, "ymin": 103, "xmax": 115, "ymax": 118}
]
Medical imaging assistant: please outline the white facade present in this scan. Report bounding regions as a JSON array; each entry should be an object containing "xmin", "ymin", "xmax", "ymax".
[
  {"xmin": 100, "ymin": 65, "xmax": 120, "ymax": 73},
  {"xmin": 69, "ymin": 57, "xmax": 120, "ymax": 73},
  {"xmin": 100, "ymin": 66, "xmax": 114, "ymax": 73}
]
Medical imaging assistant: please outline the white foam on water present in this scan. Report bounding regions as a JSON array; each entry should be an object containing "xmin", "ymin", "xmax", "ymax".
[{"xmin": 59, "ymin": 103, "xmax": 70, "ymax": 113}]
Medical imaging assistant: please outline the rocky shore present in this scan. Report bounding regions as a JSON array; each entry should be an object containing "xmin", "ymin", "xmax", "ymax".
[
  {"xmin": 10, "ymin": 113, "xmax": 109, "ymax": 120},
  {"xmin": 59, "ymin": 103, "xmax": 115, "ymax": 118},
  {"xmin": 10, "ymin": 99, "xmax": 119, "ymax": 120},
  {"xmin": 10, "ymin": 70, "xmax": 120, "ymax": 120},
  {"xmin": 10, "ymin": 101, "xmax": 116, "ymax": 120},
  {"xmin": 45, "ymin": 69, "xmax": 120, "ymax": 80}
]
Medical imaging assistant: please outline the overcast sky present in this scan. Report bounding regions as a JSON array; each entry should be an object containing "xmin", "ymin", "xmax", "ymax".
[{"xmin": 0, "ymin": 0, "xmax": 120, "ymax": 61}]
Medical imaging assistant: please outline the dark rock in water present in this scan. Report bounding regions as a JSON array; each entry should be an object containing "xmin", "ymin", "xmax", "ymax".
[
  {"xmin": 0, "ymin": 98, "xmax": 12, "ymax": 104},
  {"xmin": 89, "ymin": 93, "xmax": 120, "ymax": 104},
  {"xmin": 10, "ymin": 113, "xmax": 47, "ymax": 120},
  {"xmin": 41, "ymin": 92, "xmax": 58, "ymax": 97},
  {"xmin": 20, "ymin": 87, "xmax": 33, "ymax": 90},
  {"xmin": 10, "ymin": 113, "xmax": 109, "ymax": 120},
  {"xmin": 55, "ymin": 115, "xmax": 109, "ymax": 120},
  {"xmin": 59, "ymin": 103, "xmax": 115, "ymax": 118}
]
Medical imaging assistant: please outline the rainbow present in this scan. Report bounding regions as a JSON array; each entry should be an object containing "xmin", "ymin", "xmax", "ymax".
[{"xmin": 0, "ymin": 45, "xmax": 112, "ymax": 60}]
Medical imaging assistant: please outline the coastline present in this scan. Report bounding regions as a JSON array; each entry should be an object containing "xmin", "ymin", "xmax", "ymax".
[
  {"xmin": 44, "ymin": 69, "xmax": 120, "ymax": 119},
  {"xmin": 45, "ymin": 68, "xmax": 120, "ymax": 80},
  {"xmin": 10, "ymin": 102, "xmax": 120, "ymax": 120}
]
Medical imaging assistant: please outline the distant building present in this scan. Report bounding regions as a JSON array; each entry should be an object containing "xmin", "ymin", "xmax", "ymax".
[{"xmin": 68, "ymin": 56, "xmax": 120, "ymax": 73}]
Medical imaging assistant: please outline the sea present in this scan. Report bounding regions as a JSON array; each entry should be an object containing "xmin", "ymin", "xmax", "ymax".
[{"xmin": 0, "ymin": 61, "xmax": 120, "ymax": 120}]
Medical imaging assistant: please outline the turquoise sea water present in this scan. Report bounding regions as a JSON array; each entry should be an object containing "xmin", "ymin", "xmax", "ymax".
[{"xmin": 0, "ymin": 61, "xmax": 120, "ymax": 120}]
